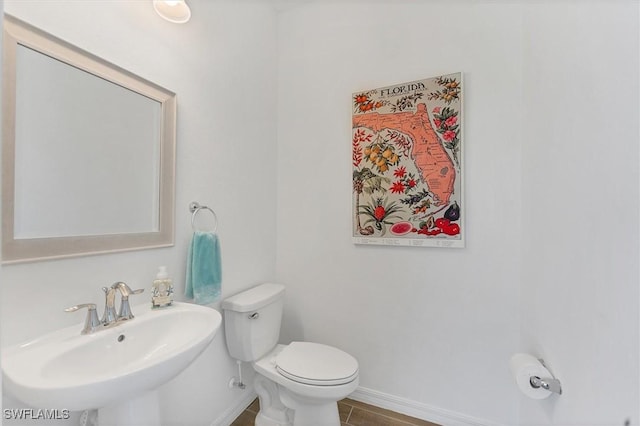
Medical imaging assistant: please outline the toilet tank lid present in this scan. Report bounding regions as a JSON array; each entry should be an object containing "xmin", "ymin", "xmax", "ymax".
[{"xmin": 221, "ymin": 283, "xmax": 285, "ymax": 312}]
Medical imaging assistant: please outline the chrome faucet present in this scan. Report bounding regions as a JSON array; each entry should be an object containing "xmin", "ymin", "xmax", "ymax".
[
  {"xmin": 101, "ymin": 286, "xmax": 119, "ymax": 325},
  {"xmin": 66, "ymin": 282, "xmax": 144, "ymax": 334}
]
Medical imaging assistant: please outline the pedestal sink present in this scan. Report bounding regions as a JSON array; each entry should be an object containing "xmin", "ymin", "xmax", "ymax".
[{"xmin": 2, "ymin": 302, "xmax": 222, "ymax": 425}]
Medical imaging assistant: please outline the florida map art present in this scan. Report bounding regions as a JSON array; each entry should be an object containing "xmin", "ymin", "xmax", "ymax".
[{"xmin": 352, "ymin": 73, "xmax": 464, "ymax": 248}]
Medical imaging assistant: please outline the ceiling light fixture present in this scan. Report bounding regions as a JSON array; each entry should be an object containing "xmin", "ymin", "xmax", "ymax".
[{"xmin": 153, "ymin": 0, "xmax": 191, "ymax": 24}]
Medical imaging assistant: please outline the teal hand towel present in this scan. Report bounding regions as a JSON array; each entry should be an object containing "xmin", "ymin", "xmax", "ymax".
[{"xmin": 185, "ymin": 231, "xmax": 222, "ymax": 304}]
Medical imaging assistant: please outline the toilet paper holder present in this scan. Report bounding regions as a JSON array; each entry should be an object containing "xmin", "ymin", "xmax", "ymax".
[{"xmin": 529, "ymin": 359, "xmax": 562, "ymax": 395}]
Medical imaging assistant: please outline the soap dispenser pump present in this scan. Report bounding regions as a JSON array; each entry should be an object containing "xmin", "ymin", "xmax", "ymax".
[{"xmin": 151, "ymin": 266, "xmax": 173, "ymax": 308}]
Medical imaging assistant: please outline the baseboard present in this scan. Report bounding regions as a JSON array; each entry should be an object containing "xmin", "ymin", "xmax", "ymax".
[
  {"xmin": 209, "ymin": 385, "xmax": 503, "ymax": 426},
  {"xmin": 349, "ymin": 386, "xmax": 504, "ymax": 426},
  {"xmin": 211, "ymin": 390, "xmax": 257, "ymax": 426}
]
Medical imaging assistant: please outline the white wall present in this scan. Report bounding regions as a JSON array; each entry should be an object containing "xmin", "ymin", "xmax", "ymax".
[
  {"xmin": 1, "ymin": 0, "xmax": 4, "ymax": 420},
  {"xmin": 519, "ymin": 2, "xmax": 639, "ymax": 425},
  {"xmin": 276, "ymin": 1, "xmax": 639, "ymax": 426},
  {"xmin": 276, "ymin": 2, "xmax": 523, "ymax": 425},
  {"xmin": 0, "ymin": 1, "xmax": 277, "ymax": 425}
]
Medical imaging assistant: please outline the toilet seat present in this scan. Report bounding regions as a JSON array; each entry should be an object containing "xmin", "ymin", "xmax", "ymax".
[{"xmin": 275, "ymin": 342, "xmax": 359, "ymax": 386}]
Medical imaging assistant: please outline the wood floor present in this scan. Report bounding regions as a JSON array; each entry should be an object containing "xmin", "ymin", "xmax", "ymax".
[{"xmin": 231, "ymin": 398, "xmax": 440, "ymax": 426}]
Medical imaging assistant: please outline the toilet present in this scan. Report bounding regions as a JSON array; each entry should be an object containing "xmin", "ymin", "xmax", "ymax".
[{"xmin": 221, "ymin": 283, "xmax": 359, "ymax": 426}]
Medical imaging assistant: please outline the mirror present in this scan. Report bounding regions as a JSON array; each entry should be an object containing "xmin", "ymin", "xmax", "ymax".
[{"xmin": 2, "ymin": 16, "xmax": 176, "ymax": 263}]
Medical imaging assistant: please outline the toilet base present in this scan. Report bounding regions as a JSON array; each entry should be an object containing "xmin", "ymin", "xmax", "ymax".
[
  {"xmin": 279, "ymin": 388, "xmax": 341, "ymax": 426},
  {"xmin": 255, "ymin": 374, "xmax": 293, "ymax": 426},
  {"xmin": 253, "ymin": 373, "xmax": 345, "ymax": 426}
]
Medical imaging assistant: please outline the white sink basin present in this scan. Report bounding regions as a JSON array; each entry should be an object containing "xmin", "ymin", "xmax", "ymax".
[{"xmin": 2, "ymin": 302, "xmax": 221, "ymax": 414}]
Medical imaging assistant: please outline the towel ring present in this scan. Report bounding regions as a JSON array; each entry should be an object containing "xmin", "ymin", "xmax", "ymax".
[{"xmin": 189, "ymin": 202, "xmax": 218, "ymax": 233}]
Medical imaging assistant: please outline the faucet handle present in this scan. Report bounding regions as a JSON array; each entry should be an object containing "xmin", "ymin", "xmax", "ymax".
[
  {"xmin": 111, "ymin": 282, "xmax": 144, "ymax": 298},
  {"xmin": 65, "ymin": 303, "xmax": 96, "ymax": 312},
  {"xmin": 114, "ymin": 285, "xmax": 145, "ymax": 321},
  {"xmin": 65, "ymin": 303, "xmax": 101, "ymax": 335}
]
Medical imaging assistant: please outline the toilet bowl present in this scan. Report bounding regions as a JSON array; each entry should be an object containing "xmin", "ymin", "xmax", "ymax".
[{"xmin": 221, "ymin": 283, "xmax": 359, "ymax": 426}]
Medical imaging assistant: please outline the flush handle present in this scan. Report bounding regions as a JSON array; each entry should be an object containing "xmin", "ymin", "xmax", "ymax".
[{"xmin": 248, "ymin": 312, "xmax": 259, "ymax": 320}]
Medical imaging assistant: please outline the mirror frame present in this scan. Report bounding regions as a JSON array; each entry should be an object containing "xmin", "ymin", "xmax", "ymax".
[{"xmin": 2, "ymin": 15, "xmax": 176, "ymax": 264}]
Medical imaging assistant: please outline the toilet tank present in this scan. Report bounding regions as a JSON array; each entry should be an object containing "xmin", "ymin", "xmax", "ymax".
[{"xmin": 221, "ymin": 283, "xmax": 285, "ymax": 362}]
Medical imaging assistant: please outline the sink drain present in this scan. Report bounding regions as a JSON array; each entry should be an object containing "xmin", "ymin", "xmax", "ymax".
[{"xmin": 117, "ymin": 334, "xmax": 125, "ymax": 342}]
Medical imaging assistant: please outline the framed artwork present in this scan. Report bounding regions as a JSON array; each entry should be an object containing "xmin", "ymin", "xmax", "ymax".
[{"xmin": 352, "ymin": 73, "xmax": 464, "ymax": 248}]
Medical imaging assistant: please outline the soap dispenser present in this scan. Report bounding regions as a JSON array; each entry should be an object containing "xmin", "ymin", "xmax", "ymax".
[{"xmin": 151, "ymin": 266, "xmax": 173, "ymax": 308}]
